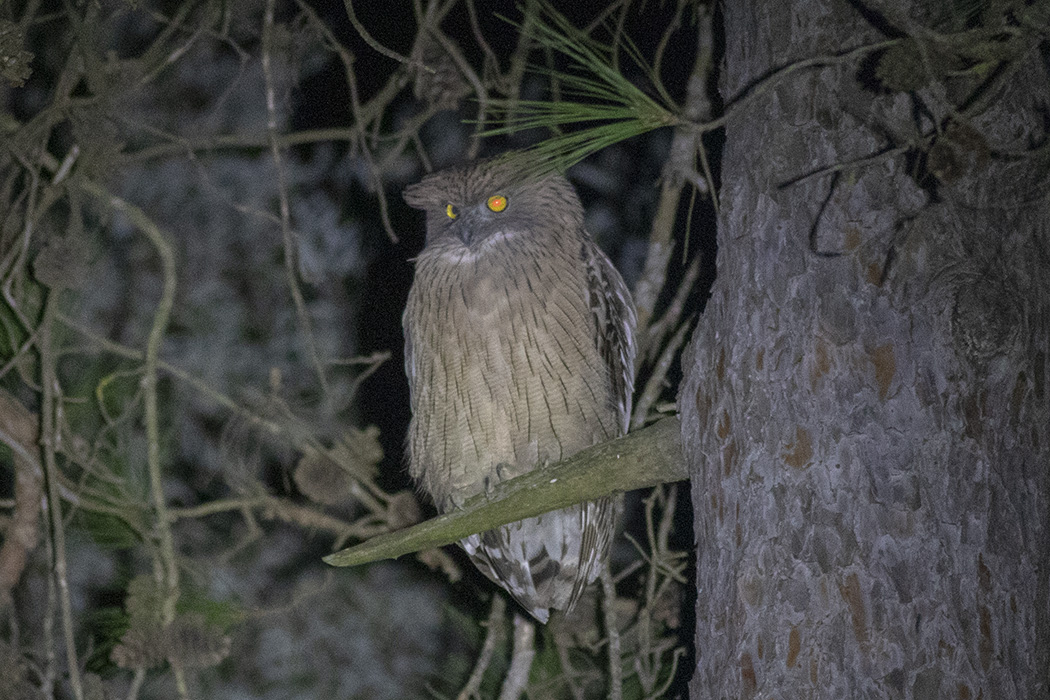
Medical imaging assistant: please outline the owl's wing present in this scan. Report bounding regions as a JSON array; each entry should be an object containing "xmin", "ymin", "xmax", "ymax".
[
  {"xmin": 402, "ymin": 309, "xmax": 416, "ymax": 406},
  {"xmin": 583, "ymin": 240, "xmax": 637, "ymax": 434}
]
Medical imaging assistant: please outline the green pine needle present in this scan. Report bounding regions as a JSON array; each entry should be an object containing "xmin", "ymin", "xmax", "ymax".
[{"xmin": 481, "ymin": 3, "xmax": 684, "ymax": 176}]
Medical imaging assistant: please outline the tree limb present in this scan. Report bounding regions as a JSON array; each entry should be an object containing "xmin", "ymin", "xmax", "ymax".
[{"xmin": 324, "ymin": 416, "xmax": 684, "ymax": 567}]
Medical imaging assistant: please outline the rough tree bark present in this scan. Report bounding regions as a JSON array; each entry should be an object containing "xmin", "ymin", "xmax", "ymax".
[{"xmin": 680, "ymin": 1, "xmax": 1049, "ymax": 697}]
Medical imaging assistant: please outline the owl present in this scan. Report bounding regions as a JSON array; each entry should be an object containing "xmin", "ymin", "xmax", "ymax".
[{"xmin": 402, "ymin": 158, "xmax": 636, "ymax": 623}]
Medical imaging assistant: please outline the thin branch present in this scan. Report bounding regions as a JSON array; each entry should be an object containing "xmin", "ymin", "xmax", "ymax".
[
  {"xmin": 650, "ymin": 0, "xmax": 690, "ymax": 109},
  {"xmin": 778, "ymin": 37, "xmax": 1037, "ymax": 190},
  {"xmin": 632, "ymin": 485, "xmax": 689, "ymax": 696},
  {"xmin": 646, "ymin": 647, "xmax": 686, "ymax": 700},
  {"xmin": 601, "ymin": 564, "xmax": 622, "ymax": 700},
  {"xmin": 170, "ymin": 495, "xmax": 382, "ymax": 542},
  {"xmin": 324, "ymin": 416, "xmax": 684, "ymax": 568},
  {"xmin": 581, "ymin": 0, "xmax": 629, "ymax": 35},
  {"xmin": 40, "ymin": 294, "xmax": 83, "ymax": 700},
  {"xmin": 426, "ymin": 27, "xmax": 489, "ymax": 159},
  {"xmin": 0, "ymin": 390, "xmax": 42, "ymax": 605},
  {"xmin": 42, "ymin": 518, "xmax": 57, "ymax": 695},
  {"xmin": 632, "ymin": 9, "xmax": 713, "ymax": 348},
  {"xmin": 456, "ymin": 596, "xmax": 506, "ymax": 700},
  {"xmin": 54, "ymin": 312, "xmax": 282, "ymax": 437},
  {"xmin": 297, "ymin": 0, "xmax": 402, "ymax": 243},
  {"xmin": 499, "ymin": 0, "xmax": 539, "ymax": 120},
  {"xmin": 498, "ymin": 612, "xmax": 536, "ymax": 700},
  {"xmin": 342, "ymin": 0, "xmax": 428, "ymax": 70},
  {"xmin": 642, "ymin": 254, "xmax": 701, "ymax": 366},
  {"xmin": 121, "ymin": 127, "xmax": 355, "ymax": 163},
  {"xmin": 701, "ymin": 38, "xmax": 902, "ymax": 137},
  {"xmin": 78, "ymin": 178, "xmax": 183, "ymax": 695},
  {"xmin": 263, "ymin": 0, "xmax": 330, "ymax": 392},
  {"xmin": 0, "ymin": 40, "xmax": 84, "ymax": 341},
  {"xmin": 633, "ymin": 320, "xmax": 693, "ymax": 430},
  {"xmin": 779, "ymin": 143, "xmax": 913, "ymax": 189},
  {"xmin": 696, "ymin": 126, "xmax": 719, "ymax": 215},
  {"xmin": 464, "ymin": 0, "xmax": 501, "ymax": 80},
  {"xmin": 125, "ymin": 669, "xmax": 147, "ymax": 700}
]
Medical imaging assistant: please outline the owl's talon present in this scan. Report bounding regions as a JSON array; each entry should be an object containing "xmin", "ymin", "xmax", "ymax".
[
  {"xmin": 446, "ymin": 491, "xmax": 467, "ymax": 510},
  {"xmin": 494, "ymin": 462, "xmax": 514, "ymax": 484},
  {"xmin": 481, "ymin": 463, "xmax": 513, "ymax": 496}
]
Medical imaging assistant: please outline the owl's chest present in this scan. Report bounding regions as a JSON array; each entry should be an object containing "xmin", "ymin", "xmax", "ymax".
[
  {"xmin": 454, "ymin": 266, "xmax": 518, "ymax": 321},
  {"xmin": 405, "ymin": 243, "xmax": 613, "ymax": 501},
  {"xmin": 410, "ymin": 236, "xmax": 601, "ymax": 381},
  {"xmin": 411, "ymin": 250, "xmax": 600, "ymax": 406},
  {"xmin": 424, "ymin": 244, "xmax": 585, "ymax": 327}
]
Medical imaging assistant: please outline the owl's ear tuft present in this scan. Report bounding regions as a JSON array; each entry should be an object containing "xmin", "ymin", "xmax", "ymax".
[{"xmin": 402, "ymin": 182, "xmax": 430, "ymax": 210}]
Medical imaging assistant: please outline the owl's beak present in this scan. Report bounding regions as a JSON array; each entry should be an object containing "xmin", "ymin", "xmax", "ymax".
[{"xmin": 455, "ymin": 208, "xmax": 486, "ymax": 246}]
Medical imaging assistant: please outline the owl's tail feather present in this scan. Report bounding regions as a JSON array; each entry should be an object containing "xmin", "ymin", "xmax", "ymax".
[{"xmin": 461, "ymin": 498, "xmax": 612, "ymax": 623}]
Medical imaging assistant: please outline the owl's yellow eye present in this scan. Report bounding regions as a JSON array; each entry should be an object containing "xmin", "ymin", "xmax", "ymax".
[
  {"xmin": 487, "ymin": 195, "xmax": 508, "ymax": 213},
  {"xmin": 445, "ymin": 204, "xmax": 458, "ymax": 219}
]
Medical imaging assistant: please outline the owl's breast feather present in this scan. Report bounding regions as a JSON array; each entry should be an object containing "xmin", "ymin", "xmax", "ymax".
[
  {"xmin": 406, "ymin": 235, "xmax": 613, "ymax": 501},
  {"xmin": 425, "ymin": 229, "xmax": 535, "ymax": 315}
]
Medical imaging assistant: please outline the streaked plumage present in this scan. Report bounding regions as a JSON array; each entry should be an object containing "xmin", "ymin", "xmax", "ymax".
[{"xmin": 402, "ymin": 159, "xmax": 636, "ymax": 622}]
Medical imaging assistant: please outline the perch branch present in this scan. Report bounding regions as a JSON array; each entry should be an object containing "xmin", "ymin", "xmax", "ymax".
[{"xmin": 324, "ymin": 416, "xmax": 684, "ymax": 567}]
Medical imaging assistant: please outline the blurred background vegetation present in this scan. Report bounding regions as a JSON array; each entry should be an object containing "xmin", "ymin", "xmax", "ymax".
[{"xmin": 0, "ymin": 1, "xmax": 716, "ymax": 697}]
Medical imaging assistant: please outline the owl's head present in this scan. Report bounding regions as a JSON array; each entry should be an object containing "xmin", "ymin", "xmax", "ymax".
[{"xmin": 403, "ymin": 158, "xmax": 586, "ymax": 248}]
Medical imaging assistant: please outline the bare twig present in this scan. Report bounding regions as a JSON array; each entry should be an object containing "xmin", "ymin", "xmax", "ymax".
[
  {"xmin": 632, "ymin": 9, "xmax": 713, "ymax": 347},
  {"xmin": 498, "ymin": 0, "xmax": 540, "ymax": 124},
  {"xmin": 629, "ymin": 485, "xmax": 689, "ymax": 696},
  {"xmin": 121, "ymin": 127, "xmax": 355, "ymax": 163},
  {"xmin": 703, "ymin": 38, "xmax": 901, "ymax": 137},
  {"xmin": 456, "ymin": 596, "xmax": 506, "ymax": 700},
  {"xmin": 169, "ymin": 495, "xmax": 378, "ymax": 540},
  {"xmin": 342, "ymin": 0, "xmax": 428, "ymax": 70},
  {"xmin": 551, "ymin": 631, "xmax": 586, "ymax": 700},
  {"xmin": 297, "ymin": 0, "xmax": 403, "ymax": 243},
  {"xmin": 601, "ymin": 564, "xmax": 622, "ymax": 700},
  {"xmin": 650, "ymin": 1, "xmax": 690, "ymax": 109},
  {"xmin": 125, "ymin": 668, "xmax": 147, "ymax": 700},
  {"xmin": 42, "ymin": 524, "xmax": 57, "ymax": 695},
  {"xmin": 426, "ymin": 27, "xmax": 489, "ymax": 159},
  {"xmin": 0, "ymin": 391, "xmax": 42, "ymax": 606},
  {"xmin": 464, "ymin": 0, "xmax": 501, "ymax": 80},
  {"xmin": 643, "ymin": 255, "xmax": 701, "ymax": 366},
  {"xmin": 79, "ymin": 178, "xmax": 185, "ymax": 697},
  {"xmin": 263, "ymin": 0, "xmax": 330, "ymax": 393},
  {"xmin": 1, "ymin": 44, "xmax": 84, "ymax": 347},
  {"xmin": 40, "ymin": 296, "xmax": 83, "ymax": 700},
  {"xmin": 499, "ymin": 612, "xmax": 536, "ymax": 700},
  {"xmin": 55, "ymin": 311, "xmax": 282, "ymax": 437},
  {"xmin": 633, "ymin": 319, "xmax": 693, "ymax": 430},
  {"xmin": 335, "ymin": 350, "xmax": 392, "ymax": 405},
  {"xmin": 581, "ymin": 0, "xmax": 630, "ymax": 34}
]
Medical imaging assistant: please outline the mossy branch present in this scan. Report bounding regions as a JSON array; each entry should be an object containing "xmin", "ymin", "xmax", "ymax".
[{"xmin": 324, "ymin": 415, "xmax": 685, "ymax": 568}]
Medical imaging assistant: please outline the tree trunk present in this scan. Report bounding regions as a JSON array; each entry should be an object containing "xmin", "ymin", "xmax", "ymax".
[{"xmin": 680, "ymin": 1, "xmax": 1050, "ymax": 697}]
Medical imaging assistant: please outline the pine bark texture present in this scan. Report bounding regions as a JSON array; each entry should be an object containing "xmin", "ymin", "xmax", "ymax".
[{"xmin": 679, "ymin": 2, "xmax": 1050, "ymax": 698}]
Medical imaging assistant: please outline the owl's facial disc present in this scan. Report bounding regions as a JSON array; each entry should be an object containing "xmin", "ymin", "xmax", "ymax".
[{"xmin": 445, "ymin": 193, "xmax": 511, "ymax": 247}]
